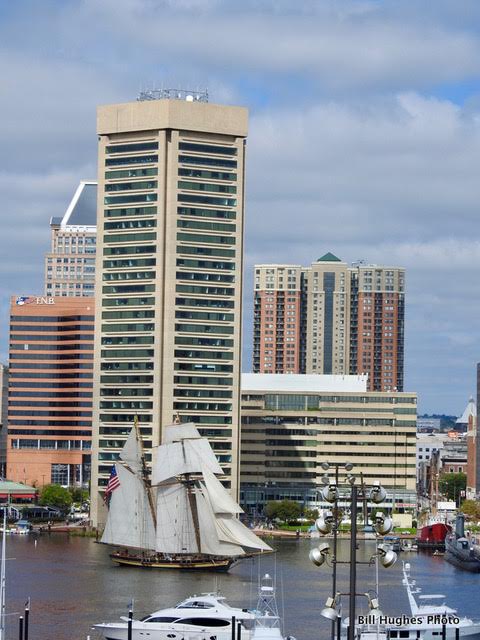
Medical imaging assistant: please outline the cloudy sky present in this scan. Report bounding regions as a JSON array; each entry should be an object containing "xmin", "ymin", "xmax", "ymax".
[{"xmin": 1, "ymin": 0, "xmax": 480, "ymax": 414}]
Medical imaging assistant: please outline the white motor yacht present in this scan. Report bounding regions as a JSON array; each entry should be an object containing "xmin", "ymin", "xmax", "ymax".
[
  {"xmin": 94, "ymin": 575, "xmax": 297, "ymax": 640},
  {"xmin": 94, "ymin": 593, "xmax": 256, "ymax": 640}
]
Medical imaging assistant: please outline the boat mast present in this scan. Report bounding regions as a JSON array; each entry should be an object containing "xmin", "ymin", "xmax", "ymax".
[
  {"xmin": 185, "ymin": 474, "xmax": 202, "ymax": 554},
  {"xmin": 0, "ymin": 509, "xmax": 6, "ymax": 640},
  {"xmin": 134, "ymin": 415, "xmax": 157, "ymax": 529},
  {"xmin": 173, "ymin": 413, "xmax": 202, "ymax": 554}
]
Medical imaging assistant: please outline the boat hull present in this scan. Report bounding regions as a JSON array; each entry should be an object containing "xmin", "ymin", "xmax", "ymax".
[
  {"xmin": 417, "ymin": 522, "xmax": 451, "ymax": 550},
  {"xmin": 110, "ymin": 551, "xmax": 234, "ymax": 571},
  {"xmin": 95, "ymin": 622, "xmax": 251, "ymax": 640}
]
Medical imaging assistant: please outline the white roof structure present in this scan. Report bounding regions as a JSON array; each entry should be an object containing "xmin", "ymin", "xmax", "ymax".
[
  {"xmin": 51, "ymin": 181, "xmax": 97, "ymax": 231},
  {"xmin": 456, "ymin": 396, "xmax": 476, "ymax": 424},
  {"xmin": 241, "ymin": 373, "xmax": 368, "ymax": 393}
]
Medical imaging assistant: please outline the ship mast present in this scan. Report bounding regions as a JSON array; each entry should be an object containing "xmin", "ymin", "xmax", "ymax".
[
  {"xmin": 134, "ymin": 415, "xmax": 157, "ymax": 529},
  {"xmin": 174, "ymin": 413, "xmax": 202, "ymax": 554}
]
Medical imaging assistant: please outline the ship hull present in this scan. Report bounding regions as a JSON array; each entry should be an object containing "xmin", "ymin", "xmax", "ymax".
[
  {"xmin": 110, "ymin": 551, "xmax": 235, "ymax": 571},
  {"xmin": 417, "ymin": 522, "xmax": 451, "ymax": 550}
]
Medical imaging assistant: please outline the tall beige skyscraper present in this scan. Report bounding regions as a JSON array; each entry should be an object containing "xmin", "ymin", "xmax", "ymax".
[{"xmin": 91, "ymin": 92, "xmax": 248, "ymax": 525}]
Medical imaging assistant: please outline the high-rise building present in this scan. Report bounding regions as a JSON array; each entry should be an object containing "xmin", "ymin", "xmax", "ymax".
[
  {"xmin": 253, "ymin": 265, "xmax": 304, "ymax": 374},
  {"xmin": 253, "ymin": 254, "xmax": 405, "ymax": 391},
  {"xmin": 91, "ymin": 93, "xmax": 248, "ymax": 526},
  {"xmin": 7, "ymin": 296, "xmax": 94, "ymax": 487},
  {"xmin": 305, "ymin": 253, "xmax": 350, "ymax": 375},
  {"xmin": 45, "ymin": 181, "xmax": 97, "ymax": 297},
  {"xmin": 349, "ymin": 263, "xmax": 405, "ymax": 392}
]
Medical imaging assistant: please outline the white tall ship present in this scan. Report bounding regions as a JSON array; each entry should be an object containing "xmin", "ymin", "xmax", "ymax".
[{"xmin": 101, "ymin": 420, "xmax": 272, "ymax": 570}]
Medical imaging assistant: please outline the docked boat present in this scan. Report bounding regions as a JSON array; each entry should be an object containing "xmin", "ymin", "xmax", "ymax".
[
  {"xmin": 445, "ymin": 513, "xmax": 480, "ymax": 572},
  {"xmin": 417, "ymin": 519, "xmax": 451, "ymax": 550},
  {"xmin": 93, "ymin": 574, "xmax": 297, "ymax": 640},
  {"xmin": 352, "ymin": 561, "xmax": 480, "ymax": 640},
  {"xmin": 101, "ymin": 419, "xmax": 272, "ymax": 571}
]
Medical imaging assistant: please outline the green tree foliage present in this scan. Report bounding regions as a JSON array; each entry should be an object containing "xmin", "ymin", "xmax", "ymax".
[
  {"xmin": 265, "ymin": 499, "xmax": 302, "ymax": 523},
  {"xmin": 439, "ymin": 472, "xmax": 466, "ymax": 503},
  {"xmin": 39, "ymin": 484, "xmax": 73, "ymax": 512},
  {"xmin": 460, "ymin": 499, "xmax": 480, "ymax": 519},
  {"xmin": 68, "ymin": 487, "xmax": 89, "ymax": 504}
]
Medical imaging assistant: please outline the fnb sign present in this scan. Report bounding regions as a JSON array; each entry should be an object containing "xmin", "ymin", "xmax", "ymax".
[{"xmin": 16, "ymin": 296, "xmax": 55, "ymax": 305}]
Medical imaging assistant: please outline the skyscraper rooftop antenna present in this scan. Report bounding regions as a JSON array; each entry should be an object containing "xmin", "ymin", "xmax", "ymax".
[{"xmin": 137, "ymin": 87, "xmax": 209, "ymax": 102}]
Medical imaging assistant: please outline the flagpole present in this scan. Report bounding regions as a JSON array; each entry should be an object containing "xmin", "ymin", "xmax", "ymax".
[{"xmin": 0, "ymin": 508, "xmax": 6, "ymax": 640}]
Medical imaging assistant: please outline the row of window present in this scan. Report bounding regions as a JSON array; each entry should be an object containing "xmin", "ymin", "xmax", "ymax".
[
  {"xmin": 178, "ymin": 206, "xmax": 236, "ymax": 220},
  {"xmin": 11, "ymin": 315, "xmax": 94, "ymax": 323},
  {"xmin": 104, "ymin": 219, "xmax": 156, "ymax": 231},
  {"xmin": 103, "ymin": 270, "xmax": 155, "ymax": 281},
  {"xmin": 104, "ymin": 258, "xmax": 156, "ymax": 269},
  {"xmin": 105, "ymin": 167, "xmax": 158, "ymax": 180},
  {"xmin": 104, "ymin": 206, "xmax": 157, "ymax": 218},
  {"xmin": 178, "ymin": 180, "xmax": 237, "ymax": 194},
  {"xmin": 11, "ymin": 324, "xmax": 94, "ymax": 333},
  {"xmin": 178, "ymin": 168, "xmax": 236, "ymax": 181},
  {"xmin": 105, "ymin": 180, "xmax": 157, "ymax": 192}
]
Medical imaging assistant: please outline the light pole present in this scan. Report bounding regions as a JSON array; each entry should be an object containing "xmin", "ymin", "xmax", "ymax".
[{"xmin": 310, "ymin": 465, "xmax": 396, "ymax": 640}]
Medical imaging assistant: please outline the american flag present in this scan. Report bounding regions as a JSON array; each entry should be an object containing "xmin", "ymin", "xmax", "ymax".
[{"xmin": 104, "ymin": 465, "xmax": 121, "ymax": 505}]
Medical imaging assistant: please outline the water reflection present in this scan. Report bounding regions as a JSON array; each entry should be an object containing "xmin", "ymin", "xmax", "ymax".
[{"xmin": 4, "ymin": 535, "xmax": 480, "ymax": 640}]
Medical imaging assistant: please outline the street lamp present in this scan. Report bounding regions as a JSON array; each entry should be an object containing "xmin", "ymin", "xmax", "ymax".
[{"xmin": 310, "ymin": 464, "xmax": 395, "ymax": 640}]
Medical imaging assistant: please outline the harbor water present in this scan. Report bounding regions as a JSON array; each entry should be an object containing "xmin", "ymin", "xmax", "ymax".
[{"xmin": 5, "ymin": 534, "xmax": 480, "ymax": 640}]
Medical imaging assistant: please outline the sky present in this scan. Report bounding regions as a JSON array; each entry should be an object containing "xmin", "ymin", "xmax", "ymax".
[{"xmin": 1, "ymin": 0, "xmax": 480, "ymax": 414}]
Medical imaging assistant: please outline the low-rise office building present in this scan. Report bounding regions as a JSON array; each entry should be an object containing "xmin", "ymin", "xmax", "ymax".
[{"xmin": 240, "ymin": 373, "xmax": 417, "ymax": 515}]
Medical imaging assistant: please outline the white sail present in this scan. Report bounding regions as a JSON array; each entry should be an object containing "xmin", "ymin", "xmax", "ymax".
[
  {"xmin": 201, "ymin": 466, "xmax": 243, "ymax": 515},
  {"xmin": 119, "ymin": 427, "xmax": 143, "ymax": 474},
  {"xmin": 195, "ymin": 487, "xmax": 244, "ymax": 557},
  {"xmin": 155, "ymin": 483, "xmax": 198, "ymax": 554},
  {"xmin": 101, "ymin": 464, "xmax": 156, "ymax": 550},
  {"xmin": 215, "ymin": 516, "xmax": 273, "ymax": 552},
  {"xmin": 163, "ymin": 422, "xmax": 201, "ymax": 443},
  {"xmin": 152, "ymin": 439, "xmax": 223, "ymax": 485}
]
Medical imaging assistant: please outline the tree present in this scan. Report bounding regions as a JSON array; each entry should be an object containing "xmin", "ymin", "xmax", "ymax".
[
  {"xmin": 460, "ymin": 499, "xmax": 480, "ymax": 520},
  {"xmin": 265, "ymin": 499, "xmax": 301, "ymax": 523},
  {"xmin": 40, "ymin": 484, "xmax": 73, "ymax": 512},
  {"xmin": 69, "ymin": 487, "xmax": 89, "ymax": 504},
  {"xmin": 439, "ymin": 472, "xmax": 466, "ymax": 504}
]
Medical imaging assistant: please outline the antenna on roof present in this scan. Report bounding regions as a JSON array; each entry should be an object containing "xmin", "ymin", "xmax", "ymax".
[{"xmin": 137, "ymin": 87, "xmax": 209, "ymax": 102}]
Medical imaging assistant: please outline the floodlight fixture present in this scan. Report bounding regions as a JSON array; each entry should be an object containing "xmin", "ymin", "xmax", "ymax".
[
  {"xmin": 377, "ymin": 543, "xmax": 397, "ymax": 568},
  {"xmin": 309, "ymin": 542, "xmax": 330, "ymax": 567},
  {"xmin": 320, "ymin": 595, "xmax": 340, "ymax": 621},
  {"xmin": 321, "ymin": 484, "xmax": 339, "ymax": 503},
  {"xmin": 374, "ymin": 512, "xmax": 393, "ymax": 536},
  {"xmin": 370, "ymin": 481, "xmax": 387, "ymax": 504},
  {"xmin": 315, "ymin": 510, "xmax": 335, "ymax": 535}
]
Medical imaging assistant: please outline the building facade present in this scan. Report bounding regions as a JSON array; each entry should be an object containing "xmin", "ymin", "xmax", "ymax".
[
  {"xmin": 240, "ymin": 373, "xmax": 417, "ymax": 514},
  {"xmin": 253, "ymin": 254, "xmax": 405, "ymax": 391},
  {"xmin": 91, "ymin": 95, "xmax": 248, "ymax": 526},
  {"xmin": 253, "ymin": 265, "xmax": 304, "ymax": 374},
  {"xmin": 45, "ymin": 181, "xmax": 97, "ymax": 298},
  {"xmin": 7, "ymin": 296, "xmax": 94, "ymax": 487}
]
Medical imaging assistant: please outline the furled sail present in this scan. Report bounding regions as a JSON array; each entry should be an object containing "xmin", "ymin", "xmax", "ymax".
[
  {"xmin": 155, "ymin": 483, "xmax": 198, "ymax": 554},
  {"xmin": 101, "ymin": 464, "xmax": 156, "ymax": 550},
  {"xmin": 152, "ymin": 439, "xmax": 223, "ymax": 485}
]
